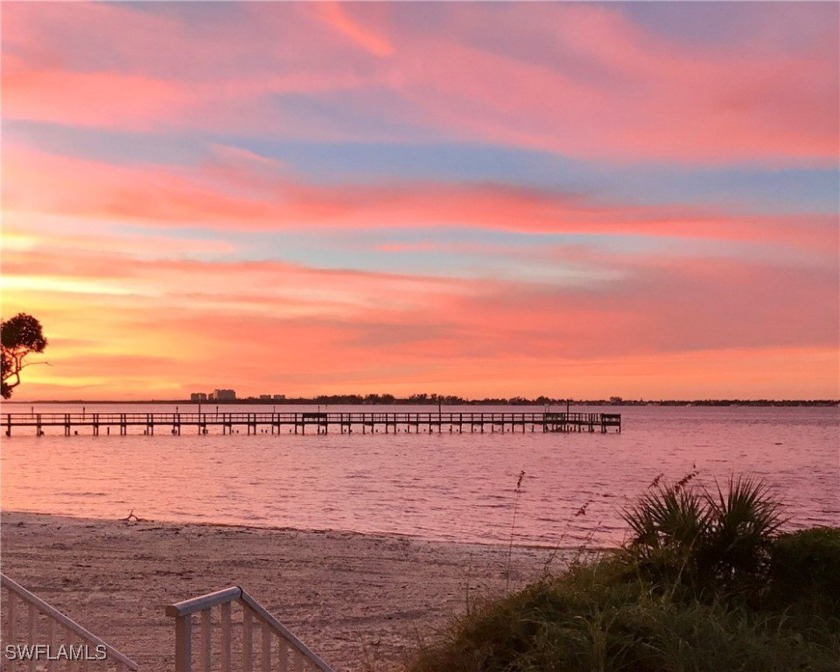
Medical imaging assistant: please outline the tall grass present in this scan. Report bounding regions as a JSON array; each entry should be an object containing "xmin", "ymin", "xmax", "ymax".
[{"xmin": 505, "ymin": 470, "xmax": 525, "ymax": 591}]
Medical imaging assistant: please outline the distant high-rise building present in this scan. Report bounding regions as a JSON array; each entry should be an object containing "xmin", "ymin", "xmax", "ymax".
[
  {"xmin": 273, "ymin": 394, "xmax": 286, "ymax": 401},
  {"xmin": 209, "ymin": 389, "xmax": 236, "ymax": 401},
  {"xmin": 259, "ymin": 394, "xmax": 271, "ymax": 400},
  {"xmin": 190, "ymin": 392, "xmax": 207, "ymax": 401}
]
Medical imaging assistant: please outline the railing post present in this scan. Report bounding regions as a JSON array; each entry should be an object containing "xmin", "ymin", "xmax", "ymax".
[
  {"xmin": 243, "ymin": 609, "xmax": 253, "ymax": 671},
  {"xmin": 46, "ymin": 616, "xmax": 54, "ymax": 650},
  {"xmin": 278, "ymin": 642, "xmax": 290, "ymax": 672},
  {"xmin": 221, "ymin": 602, "xmax": 232, "ymax": 672},
  {"xmin": 175, "ymin": 614, "xmax": 192, "ymax": 672},
  {"xmin": 201, "ymin": 609, "xmax": 212, "ymax": 672},
  {"xmin": 27, "ymin": 603, "xmax": 36, "ymax": 672},
  {"xmin": 7, "ymin": 590, "xmax": 16, "ymax": 641},
  {"xmin": 262, "ymin": 620, "xmax": 272, "ymax": 672}
]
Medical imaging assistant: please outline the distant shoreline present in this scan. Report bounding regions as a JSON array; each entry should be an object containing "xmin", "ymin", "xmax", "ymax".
[{"xmin": 4, "ymin": 398, "xmax": 838, "ymax": 407}]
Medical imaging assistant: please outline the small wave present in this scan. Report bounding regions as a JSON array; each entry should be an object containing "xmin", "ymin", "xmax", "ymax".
[{"xmin": 55, "ymin": 492, "xmax": 108, "ymax": 497}]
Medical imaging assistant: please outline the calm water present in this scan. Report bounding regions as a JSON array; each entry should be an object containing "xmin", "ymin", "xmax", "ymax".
[{"xmin": 2, "ymin": 404, "xmax": 838, "ymax": 547}]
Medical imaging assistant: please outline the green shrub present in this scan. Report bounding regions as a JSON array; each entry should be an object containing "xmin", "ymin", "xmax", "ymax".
[
  {"xmin": 408, "ymin": 561, "xmax": 840, "ymax": 672},
  {"xmin": 767, "ymin": 527, "xmax": 840, "ymax": 617}
]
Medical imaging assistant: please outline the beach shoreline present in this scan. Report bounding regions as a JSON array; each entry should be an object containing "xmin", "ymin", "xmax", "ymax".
[{"xmin": 1, "ymin": 510, "xmax": 564, "ymax": 671}]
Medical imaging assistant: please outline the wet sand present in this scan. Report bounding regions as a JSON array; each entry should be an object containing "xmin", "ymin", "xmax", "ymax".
[{"xmin": 1, "ymin": 511, "xmax": 565, "ymax": 671}]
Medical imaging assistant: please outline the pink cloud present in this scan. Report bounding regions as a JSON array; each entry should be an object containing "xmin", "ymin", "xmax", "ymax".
[
  {"xmin": 3, "ymin": 3, "xmax": 836, "ymax": 164},
  {"xmin": 5, "ymin": 142, "xmax": 836, "ymax": 260},
  {"xmin": 382, "ymin": 4, "xmax": 837, "ymax": 164},
  {"xmin": 2, "ymin": 54, "xmax": 191, "ymax": 132}
]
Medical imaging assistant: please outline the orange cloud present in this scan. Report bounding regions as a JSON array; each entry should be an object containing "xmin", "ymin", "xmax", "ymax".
[
  {"xmin": 3, "ymin": 234, "xmax": 837, "ymax": 400},
  {"xmin": 317, "ymin": 3, "xmax": 394, "ymax": 57}
]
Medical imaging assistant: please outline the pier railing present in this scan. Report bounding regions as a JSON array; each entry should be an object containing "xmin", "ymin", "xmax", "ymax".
[
  {"xmin": 166, "ymin": 587, "xmax": 334, "ymax": 672},
  {"xmin": 0, "ymin": 573, "xmax": 138, "ymax": 671},
  {"xmin": 3, "ymin": 411, "xmax": 620, "ymax": 436}
]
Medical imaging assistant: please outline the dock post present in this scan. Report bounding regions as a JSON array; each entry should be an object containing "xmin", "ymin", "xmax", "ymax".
[{"xmin": 36, "ymin": 414, "xmax": 41, "ymax": 437}]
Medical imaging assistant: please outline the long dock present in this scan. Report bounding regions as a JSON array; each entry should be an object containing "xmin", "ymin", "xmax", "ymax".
[{"xmin": 3, "ymin": 411, "xmax": 621, "ymax": 436}]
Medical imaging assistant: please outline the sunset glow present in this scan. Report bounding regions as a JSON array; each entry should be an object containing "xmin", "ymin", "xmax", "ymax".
[{"xmin": 2, "ymin": 2, "xmax": 838, "ymax": 400}]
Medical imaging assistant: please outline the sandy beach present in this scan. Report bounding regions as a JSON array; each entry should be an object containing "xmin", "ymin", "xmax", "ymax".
[{"xmin": 1, "ymin": 511, "xmax": 562, "ymax": 671}]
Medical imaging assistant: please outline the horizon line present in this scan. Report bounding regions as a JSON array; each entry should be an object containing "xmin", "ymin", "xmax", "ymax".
[{"xmin": 4, "ymin": 397, "xmax": 838, "ymax": 406}]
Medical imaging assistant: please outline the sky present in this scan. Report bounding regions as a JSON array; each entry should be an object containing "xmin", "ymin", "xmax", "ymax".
[{"xmin": 1, "ymin": 1, "xmax": 838, "ymax": 401}]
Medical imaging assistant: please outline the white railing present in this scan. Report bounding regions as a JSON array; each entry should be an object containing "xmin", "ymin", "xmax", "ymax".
[
  {"xmin": 0, "ymin": 573, "xmax": 139, "ymax": 670},
  {"xmin": 166, "ymin": 587, "xmax": 335, "ymax": 672}
]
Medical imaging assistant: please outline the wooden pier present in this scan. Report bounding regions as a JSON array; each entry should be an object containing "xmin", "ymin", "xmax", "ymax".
[{"xmin": 3, "ymin": 411, "xmax": 620, "ymax": 437}]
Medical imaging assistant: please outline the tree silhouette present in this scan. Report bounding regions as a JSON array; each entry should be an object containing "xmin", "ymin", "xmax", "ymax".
[{"xmin": 1, "ymin": 313, "xmax": 48, "ymax": 399}]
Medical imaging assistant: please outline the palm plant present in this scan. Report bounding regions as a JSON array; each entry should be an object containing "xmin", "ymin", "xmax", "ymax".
[
  {"xmin": 622, "ymin": 474, "xmax": 785, "ymax": 597},
  {"xmin": 699, "ymin": 476, "xmax": 785, "ymax": 590},
  {"xmin": 622, "ymin": 483, "xmax": 709, "ymax": 552}
]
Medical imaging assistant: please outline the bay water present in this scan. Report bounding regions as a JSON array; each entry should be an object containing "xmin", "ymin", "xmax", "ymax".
[{"xmin": 2, "ymin": 404, "xmax": 837, "ymax": 547}]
